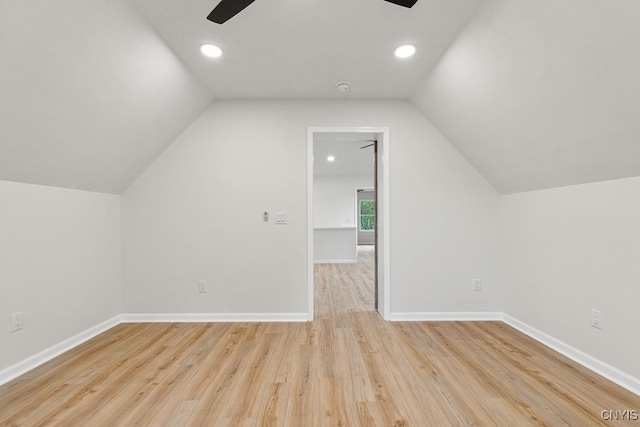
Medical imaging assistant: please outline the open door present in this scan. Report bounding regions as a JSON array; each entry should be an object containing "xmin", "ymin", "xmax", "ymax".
[
  {"xmin": 374, "ymin": 140, "xmax": 379, "ymax": 309},
  {"xmin": 307, "ymin": 127, "xmax": 390, "ymax": 321}
]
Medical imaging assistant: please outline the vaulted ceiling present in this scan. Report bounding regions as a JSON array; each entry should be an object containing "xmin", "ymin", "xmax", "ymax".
[
  {"xmin": 0, "ymin": 0, "xmax": 212, "ymax": 193},
  {"xmin": 1, "ymin": 0, "xmax": 639, "ymax": 194},
  {"xmin": 129, "ymin": 0, "xmax": 480, "ymax": 99},
  {"xmin": 412, "ymin": 0, "xmax": 640, "ymax": 194}
]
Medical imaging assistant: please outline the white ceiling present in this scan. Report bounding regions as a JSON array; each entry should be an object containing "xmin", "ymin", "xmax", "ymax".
[
  {"xmin": 314, "ymin": 133, "xmax": 376, "ymax": 177},
  {"xmin": 129, "ymin": 0, "xmax": 480, "ymax": 99}
]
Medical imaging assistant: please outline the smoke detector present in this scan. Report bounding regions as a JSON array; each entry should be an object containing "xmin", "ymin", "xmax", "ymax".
[{"xmin": 336, "ymin": 82, "xmax": 351, "ymax": 93}]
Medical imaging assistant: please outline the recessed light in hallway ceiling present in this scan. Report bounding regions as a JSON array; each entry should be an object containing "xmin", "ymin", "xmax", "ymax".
[
  {"xmin": 200, "ymin": 44, "xmax": 223, "ymax": 58},
  {"xmin": 394, "ymin": 44, "xmax": 416, "ymax": 58}
]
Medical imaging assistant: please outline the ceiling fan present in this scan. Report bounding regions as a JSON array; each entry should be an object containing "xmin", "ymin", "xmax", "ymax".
[
  {"xmin": 207, "ymin": 0, "xmax": 419, "ymax": 24},
  {"xmin": 360, "ymin": 140, "xmax": 377, "ymax": 149}
]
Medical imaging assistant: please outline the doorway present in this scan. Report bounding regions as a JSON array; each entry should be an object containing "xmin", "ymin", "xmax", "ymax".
[{"xmin": 306, "ymin": 127, "xmax": 390, "ymax": 321}]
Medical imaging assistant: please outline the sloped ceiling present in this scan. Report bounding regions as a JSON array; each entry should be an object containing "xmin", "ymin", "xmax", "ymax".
[
  {"xmin": 129, "ymin": 0, "xmax": 480, "ymax": 99},
  {"xmin": 0, "ymin": 0, "xmax": 212, "ymax": 193},
  {"xmin": 411, "ymin": 0, "xmax": 640, "ymax": 194},
  {"xmin": 2, "ymin": 0, "xmax": 639, "ymax": 194}
]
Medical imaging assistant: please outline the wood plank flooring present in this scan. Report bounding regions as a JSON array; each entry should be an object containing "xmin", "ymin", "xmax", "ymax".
[{"xmin": 1, "ymin": 245, "xmax": 639, "ymax": 425}]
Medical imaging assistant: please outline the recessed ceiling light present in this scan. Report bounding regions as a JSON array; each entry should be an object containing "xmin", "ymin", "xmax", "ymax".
[
  {"xmin": 394, "ymin": 44, "xmax": 416, "ymax": 59},
  {"xmin": 200, "ymin": 43, "xmax": 223, "ymax": 58},
  {"xmin": 327, "ymin": 156, "xmax": 335, "ymax": 162}
]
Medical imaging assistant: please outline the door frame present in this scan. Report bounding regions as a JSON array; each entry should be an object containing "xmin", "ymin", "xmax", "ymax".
[{"xmin": 307, "ymin": 126, "xmax": 391, "ymax": 321}]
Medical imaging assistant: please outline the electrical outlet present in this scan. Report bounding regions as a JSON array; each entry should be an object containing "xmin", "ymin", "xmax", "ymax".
[
  {"xmin": 473, "ymin": 279, "xmax": 482, "ymax": 292},
  {"xmin": 10, "ymin": 312, "xmax": 23, "ymax": 332},
  {"xmin": 198, "ymin": 280, "xmax": 208, "ymax": 293},
  {"xmin": 591, "ymin": 309, "xmax": 602, "ymax": 329}
]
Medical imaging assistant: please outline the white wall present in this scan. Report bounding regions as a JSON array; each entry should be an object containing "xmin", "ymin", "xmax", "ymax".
[
  {"xmin": 314, "ymin": 229, "xmax": 357, "ymax": 264},
  {"xmin": 122, "ymin": 100, "xmax": 501, "ymax": 316},
  {"xmin": 0, "ymin": 181, "xmax": 121, "ymax": 371},
  {"xmin": 314, "ymin": 176, "xmax": 373, "ymax": 227},
  {"xmin": 501, "ymin": 176, "xmax": 640, "ymax": 379}
]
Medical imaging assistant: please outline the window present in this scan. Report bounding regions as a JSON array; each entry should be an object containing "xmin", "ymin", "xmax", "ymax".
[{"xmin": 359, "ymin": 200, "xmax": 375, "ymax": 231}]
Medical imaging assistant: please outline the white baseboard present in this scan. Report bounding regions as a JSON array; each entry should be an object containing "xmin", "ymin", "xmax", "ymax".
[
  {"xmin": 314, "ymin": 260, "xmax": 357, "ymax": 264},
  {"xmin": 3, "ymin": 311, "xmax": 638, "ymax": 397},
  {"xmin": 121, "ymin": 312, "xmax": 309, "ymax": 323},
  {"xmin": 0, "ymin": 312, "xmax": 306, "ymax": 386},
  {"xmin": 389, "ymin": 312, "xmax": 503, "ymax": 321},
  {"xmin": 0, "ymin": 314, "xmax": 121, "ymax": 386},
  {"xmin": 502, "ymin": 314, "xmax": 640, "ymax": 396}
]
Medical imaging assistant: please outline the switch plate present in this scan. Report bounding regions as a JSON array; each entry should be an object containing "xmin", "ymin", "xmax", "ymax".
[
  {"xmin": 591, "ymin": 309, "xmax": 602, "ymax": 329},
  {"xmin": 198, "ymin": 280, "xmax": 208, "ymax": 293},
  {"xmin": 473, "ymin": 279, "xmax": 482, "ymax": 292},
  {"xmin": 10, "ymin": 312, "xmax": 23, "ymax": 332},
  {"xmin": 275, "ymin": 212, "xmax": 287, "ymax": 224}
]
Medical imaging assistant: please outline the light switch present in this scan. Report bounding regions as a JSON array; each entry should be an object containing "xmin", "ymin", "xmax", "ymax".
[
  {"xmin": 198, "ymin": 280, "xmax": 208, "ymax": 293},
  {"xmin": 275, "ymin": 212, "xmax": 287, "ymax": 224}
]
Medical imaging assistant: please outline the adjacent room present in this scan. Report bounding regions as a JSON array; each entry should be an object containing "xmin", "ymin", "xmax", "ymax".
[{"xmin": 1, "ymin": 0, "xmax": 639, "ymax": 424}]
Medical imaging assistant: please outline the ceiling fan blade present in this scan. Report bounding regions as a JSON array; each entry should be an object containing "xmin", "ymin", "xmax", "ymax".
[
  {"xmin": 207, "ymin": 0, "xmax": 256, "ymax": 24},
  {"xmin": 383, "ymin": 0, "xmax": 418, "ymax": 8}
]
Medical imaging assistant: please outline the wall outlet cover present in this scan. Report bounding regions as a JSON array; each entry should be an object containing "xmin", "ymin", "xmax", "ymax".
[
  {"xmin": 10, "ymin": 312, "xmax": 23, "ymax": 332},
  {"xmin": 198, "ymin": 280, "xmax": 208, "ymax": 293},
  {"xmin": 591, "ymin": 309, "xmax": 602, "ymax": 329}
]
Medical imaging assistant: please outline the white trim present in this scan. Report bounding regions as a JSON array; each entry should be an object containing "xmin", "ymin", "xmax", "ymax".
[
  {"xmin": 307, "ymin": 128, "xmax": 315, "ymax": 321},
  {"xmin": 307, "ymin": 127, "xmax": 391, "ymax": 322},
  {"xmin": 502, "ymin": 314, "xmax": 640, "ymax": 396},
  {"xmin": 314, "ymin": 259, "xmax": 357, "ymax": 264},
  {"xmin": 378, "ymin": 129, "xmax": 391, "ymax": 320},
  {"xmin": 389, "ymin": 312, "xmax": 503, "ymax": 322},
  {"xmin": 121, "ymin": 313, "xmax": 309, "ymax": 323},
  {"xmin": 0, "ymin": 315, "xmax": 121, "ymax": 386},
  {"xmin": 2, "ymin": 312, "xmax": 638, "ymax": 397}
]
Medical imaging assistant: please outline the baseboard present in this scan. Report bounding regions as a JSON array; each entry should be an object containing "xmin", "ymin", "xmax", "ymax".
[
  {"xmin": 121, "ymin": 312, "xmax": 309, "ymax": 323},
  {"xmin": 314, "ymin": 260, "xmax": 357, "ymax": 264},
  {"xmin": 3, "ymin": 311, "xmax": 638, "ymax": 397},
  {"xmin": 0, "ymin": 314, "xmax": 121, "ymax": 386},
  {"xmin": 502, "ymin": 314, "xmax": 640, "ymax": 396},
  {"xmin": 389, "ymin": 312, "xmax": 503, "ymax": 321}
]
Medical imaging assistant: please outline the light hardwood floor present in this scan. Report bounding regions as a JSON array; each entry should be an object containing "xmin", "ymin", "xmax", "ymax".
[{"xmin": 1, "ymin": 245, "xmax": 638, "ymax": 425}]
